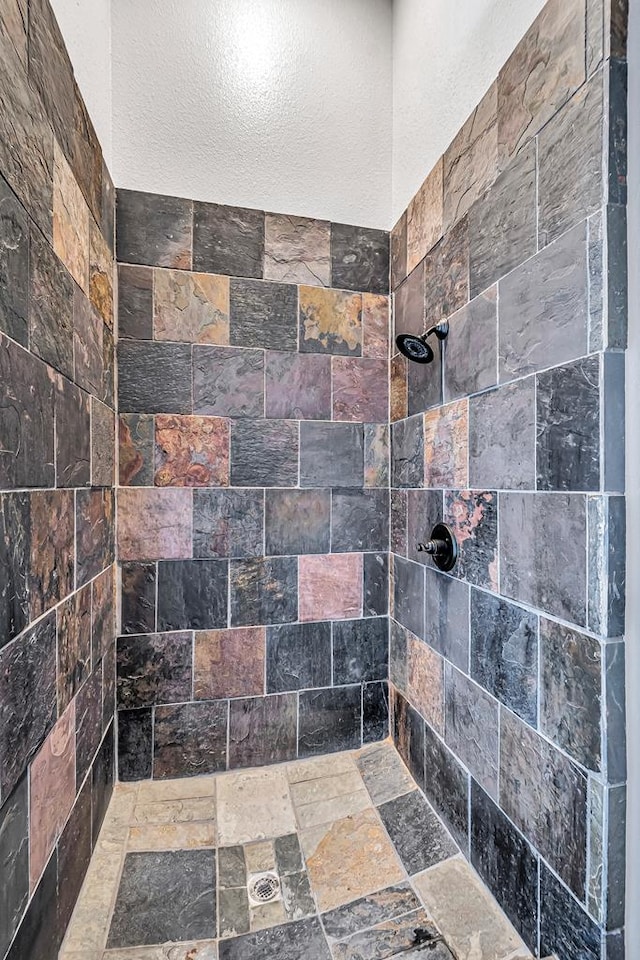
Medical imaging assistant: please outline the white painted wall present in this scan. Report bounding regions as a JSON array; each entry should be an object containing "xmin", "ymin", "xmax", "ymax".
[
  {"xmin": 50, "ymin": 0, "xmax": 113, "ymax": 168},
  {"xmin": 391, "ymin": 0, "xmax": 547, "ymax": 222},
  {"xmin": 110, "ymin": 0, "xmax": 393, "ymax": 228}
]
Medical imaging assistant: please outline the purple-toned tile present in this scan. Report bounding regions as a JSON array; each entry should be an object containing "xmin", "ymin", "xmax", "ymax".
[
  {"xmin": 265, "ymin": 351, "xmax": 331, "ymax": 420},
  {"xmin": 332, "ymin": 357, "xmax": 389, "ymax": 424},
  {"xmin": 299, "ymin": 553, "xmax": 363, "ymax": 622},
  {"xmin": 155, "ymin": 414, "xmax": 229, "ymax": 487},
  {"xmin": 117, "ymin": 487, "xmax": 192, "ymax": 561}
]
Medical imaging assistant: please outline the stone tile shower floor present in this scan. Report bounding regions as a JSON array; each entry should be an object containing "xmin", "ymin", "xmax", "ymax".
[{"xmin": 58, "ymin": 741, "xmax": 534, "ymax": 960}]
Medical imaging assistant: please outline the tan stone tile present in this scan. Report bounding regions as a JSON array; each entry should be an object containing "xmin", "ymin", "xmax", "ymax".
[
  {"xmin": 413, "ymin": 857, "xmax": 531, "ymax": 960},
  {"xmin": 61, "ymin": 851, "xmax": 123, "ymax": 953},
  {"xmin": 154, "ymin": 268, "xmax": 229, "ymax": 344},
  {"xmin": 290, "ymin": 770, "xmax": 372, "ymax": 829},
  {"xmin": 90, "ymin": 219, "xmax": 114, "ymax": 327},
  {"xmin": 287, "ymin": 752, "xmax": 358, "ymax": 784},
  {"xmin": 217, "ymin": 767, "xmax": 296, "ymax": 845},
  {"xmin": 301, "ymin": 808, "xmax": 405, "ymax": 912},
  {"xmin": 250, "ymin": 898, "xmax": 286, "ymax": 931},
  {"xmin": 53, "ymin": 141, "xmax": 90, "ymax": 291},
  {"xmin": 299, "ymin": 286, "xmax": 362, "ymax": 355},
  {"xmin": 132, "ymin": 797, "xmax": 216, "ymax": 824},
  {"xmin": 407, "ymin": 159, "xmax": 444, "ymax": 273},
  {"xmin": 406, "ymin": 634, "xmax": 445, "ymax": 734},
  {"xmin": 245, "ymin": 839, "xmax": 276, "ymax": 872},
  {"xmin": 127, "ymin": 821, "xmax": 216, "ymax": 851},
  {"xmin": 96, "ymin": 785, "xmax": 139, "ymax": 853},
  {"xmin": 137, "ymin": 775, "xmax": 216, "ymax": 802},
  {"xmin": 102, "ymin": 944, "xmax": 218, "ymax": 960},
  {"xmin": 424, "ymin": 400, "xmax": 469, "ymax": 489},
  {"xmin": 356, "ymin": 741, "xmax": 416, "ymax": 805}
]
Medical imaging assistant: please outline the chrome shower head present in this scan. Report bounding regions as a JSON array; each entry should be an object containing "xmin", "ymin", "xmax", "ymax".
[{"xmin": 395, "ymin": 321, "xmax": 449, "ymax": 364}]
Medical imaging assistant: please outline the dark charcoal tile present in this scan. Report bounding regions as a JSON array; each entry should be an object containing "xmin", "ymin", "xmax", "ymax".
[
  {"xmin": 266, "ymin": 621, "xmax": 331, "ymax": 693},
  {"xmin": 298, "ymin": 686, "xmax": 361, "ymax": 757},
  {"xmin": 0, "ymin": 612, "xmax": 56, "ymax": 798},
  {"xmin": 364, "ymin": 553, "xmax": 388, "ymax": 617},
  {"xmin": 230, "ymin": 556, "xmax": 297, "ymax": 626},
  {"xmin": 102, "ymin": 646, "xmax": 116, "ymax": 732},
  {"xmin": 537, "ymin": 355, "xmax": 600, "ymax": 491},
  {"xmin": 228, "ymin": 693, "xmax": 297, "ymax": 768},
  {"xmin": 331, "ymin": 223, "xmax": 389, "ymax": 295},
  {"xmin": 91, "ymin": 722, "xmax": 115, "ymax": 840},
  {"xmin": 218, "ymin": 844, "xmax": 247, "ymax": 887},
  {"xmin": 76, "ymin": 488, "xmax": 115, "ymax": 586},
  {"xmin": 116, "ymin": 190, "xmax": 192, "ymax": 269},
  {"xmin": 117, "ymin": 264, "xmax": 153, "ymax": 339},
  {"xmin": 391, "ymin": 688, "xmax": 425, "ymax": 786},
  {"xmin": 121, "ymin": 562, "xmax": 156, "ymax": 635},
  {"xmin": 540, "ymin": 862, "xmax": 601, "ymax": 960},
  {"xmin": 393, "ymin": 556, "xmax": 425, "ymax": 640},
  {"xmin": 102, "ymin": 324, "xmax": 115, "ymax": 408},
  {"xmin": 219, "ymin": 887, "xmax": 250, "ymax": 939},
  {"xmin": 75, "ymin": 665, "xmax": 104, "ymax": 786},
  {"xmin": 588, "ymin": 494, "xmax": 626, "ymax": 638},
  {"xmin": 28, "ymin": 490, "xmax": 75, "ymax": 622},
  {"xmin": 54, "ymin": 376, "xmax": 90, "ymax": 487},
  {"xmin": 540, "ymin": 618, "xmax": 602, "ymax": 771},
  {"xmin": 389, "ymin": 621, "xmax": 408, "ymax": 693},
  {"xmin": 118, "ymin": 340, "xmax": 192, "ymax": 414},
  {"xmin": 406, "ymin": 489, "xmax": 442, "ymax": 566},
  {"xmin": 605, "ymin": 641, "xmax": 626, "ymax": 784},
  {"xmin": 281, "ymin": 870, "xmax": 316, "ymax": 922},
  {"xmin": 500, "ymin": 492, "xmax": 587, "ymax": 625},
  {"xmin": 330, "ymin": 909, "xmax": 442, "ymax": 959},
  {"xmin": 153, "ymin": 701, "xmax": 227, "ymax": 778},
  {"xmin": 470, "ymin": 781, "xmax": 539, "ymax": 953},
  {"xmin": 5, "ymin": 849, "xmax": 58, "ymax": 960},
  {"xmin": 602, "ymin": 352, "xmax": 625, "ymax": 493},
  {"xmin": 300, "ymin": 421, "xmax": 363, "ymax": 488},
  {"xmin": 407, "ymin": 342, "xmax": 443, "ymax": 416},
  {"xmin": 331, "ymin": 489, "xmax": 389, "ymax": 553},
  {"xmin": 444, "ymin": 289, "xmax": 496, "ymax": 402},
  {"xmin": 321, "ymin": 882, "xmax": 420, "ymax": 939},
  {"xmin": 194, "ymin": 488, "xmax": 263, "ymax": 560},
  {"xmin": 56, "ymin": 583, "xmax": 91, "ymax": 713},
  {"xmin": 363, "ymin": 681, "xmax": 389, "ymax": 743},
  {"xmin": 157, "ymin": 559, "xmax": 228, "ymax": 630},
  {"xmin": 332, "ymin": 617, "xmax": 388, "ymax": 684},
  {"xmin": 118, "ymin": 708, "xmax": 152, "ymax": 781},
  {"xmin": 231, "ymin": 419, "xmax": 298, "ymax": 487},
  {"xmin": 468, "ymin": 142, "xmax": 536, "ymax": 298},
  {"xmin": 107, "ymin": 850, "xmax": 216, "ymax": 947},
  {"xmin": 265, "ymin": 489, "xmax": 330, "ymax": 555},
  {"xmin": 391, "ymin": 415, "xmax": 424, "ymax": 488},
  {"xmin": 265, "ymin": 351, "xmax": 331, "ymax": 420},
  {"xmin": 423, "ymin": 720, "xmax": 469, "ymax": 849},
  {"xmin": 500, "ymin": 708, "xmax": 588, "ymax": 899},
  {"xmin": 445, "ymin": 664, "xmax": 499, "ymax": 798},
  {"xmin": 219, "ymin": 916, "xmax": 331, "ymax": 960},
  {"xmin": 192, "ymin": 344, "xmax": 263, "ymax": 418},
  {"xmin": 378, "ymin": 790, "xmax": 456, "ymax": 875},
  {"xmin": 608, "ymin": 58, "xmax": 627, "ymax": 208},
  {"xmin": 275, "ymin": 833, "xmax": 305, "ymax": 877},
  {"xmin": 0, "ymin": 174, "xmax": 29, "ymax": 346},
  {"xmin": 72, "ymin": 286, "xmax": 104, "ymax": 397},
  {"xmin": 57, "ymin": 777, "xmax": 92, "ymax": 934},
  {"xmin": 394, "ymin": 264, "xmax": 424, "ymax": 339},
  {"xmin": 230, "ymin": 277, "xmax": 297, "ymax": 351},
  {"xmin": 117, "ymin": 632, "xmax": 193, "ymax": 708},
  {"xmin": 423, "ymin": 568, "xmax": 469, "ymax": 672},
  {"xmin": 0, "ymin": 335, "xmax": 55, "ymax": 489},
  {"xmin": 469, "ymin": 379, "xmax": 536, "ymax": 490},
  {"xmin": 444, "ymin": 490, "xmax": 498, "ymax": 591},
  {"xmin": 470, "ymin": 590, "xmax": 537, "ymax": 725},
  {"xmin": 193, "ymin": 202, "xmax": 264, "ymax": 278},
  {"xmin": 423, "ymin": 216, "xmax": 469, "ymax": 323},
  {"xmin": 29, "ymin": 226, "xmax": 74, "ymax": 379},
  {"xmin": 0, "ymin": 776, "xmax": 28, "ymax": 958},
  {"xmin": 391, "ymin": 212, "xmax": 407, "ymax": 290}
]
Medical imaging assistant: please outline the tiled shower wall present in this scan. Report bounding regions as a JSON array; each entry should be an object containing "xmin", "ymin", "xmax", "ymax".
[
  {"xmin": 115, "ymin": 195, "xmax": 391, "ymax": 778},
  {"xmin": 389, "ymin": 1, "xmax": 628, "ymax": 958},
  {"xmin": 0, "ymin": 2, "xmax": 116, "ymax": 958}
]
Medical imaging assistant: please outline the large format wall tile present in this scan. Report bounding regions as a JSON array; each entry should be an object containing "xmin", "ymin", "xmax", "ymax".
[
  {"xmin": 117, "ymin": 632, "xmax": 192, "ymax": 708},
  {"xmin": 332, "ymin": 357, "xmax": 389, "ymax": 423},
  {"xmin": 299, "ymin": 286, "xmax": 362, "ymax": 356},
  {"xmin": 193, "ymin": 488, "xmax": 263, "ymax": 560},
  {"xmin": 230, "ymin": 278, "xmax": 297, "ymax": 351},
  {"xmin": 0, "ymin": 776, "xmax": 28, "ymax": 957},
  {"xmin": 300, "ymin": 422, "xmax": 363, "ymax": 487},
  {"xmin": 29, "ymin": 226, "xmax": 74, "ymax": 379},
  {"xmin": 118, "ymin": 341, "xmax": 192, "ymax": 414},
  {"xmin": 423, "ymin": 568, "xmax": 469, "ymax": 672},
  {"xmin": 444, "ymin": 490, "xmax": 498, "ymax": 590},
  {"xmin": 0, "ymin": 335, "xmax": 55, "ymax": 489},
  {"xmin": 52, "ymin": 142, "xmax": 89, "ymax": 291},
  {"xmin": 298, "ymin": 686, "xmax": 362, "ymax": 757},
  {"xmin": 444, "ymin": 289, "xmax": 496, "ymax": 402},
  {"xmin": 193, "ymin": 344, "xmax": 263, "ymax": 418},
  {"xmin": 407, "ymin": 160, "xmax": 443, "ymax": 272},
  {"xmin": 445, "ymin": 664, "xmax": 499, "ymax": 798},
  {"xmin": 540, "ymin": 863, "xmax": 601, "ymax": 960},
  {"xmin": 117, "ymin": 190, "xmax": 192, "ymax": 269},
  {"xmin": 193, "ymin": 201, "xmax": 264, "ymax": 278},
  {"xmin": 157, "ymin": 559, "xmax": 228, "ymax": 631},
  {"xmin": 265, "ymin": 489, "xmax": 330, "ymax": 556},
  {"xmin": 230, "ymin": 557, "xmax": 298, "ymax": 626},
  {"xmin": 154, "ymin": 701, "xmax": 228, "ymax": 778},
  {"xmin": 331, "ymin": 223, "xmax": 389, "ymax": 295},
  {"xmin": 266, "ymin": 622, "xmax": 331, "ymax": 693},
  {"xmin": 154, "ymin": 269, "xmax": 229, "ymax": 344},
  {"xmin": 332, "ymin": 617, "xmax": 389, "ymax": 685},
  {"xmin": 229, "ymin": 693, "xmax": 297, "ymax": 767},
  {"xmin": 118, "ymin": 264, "xmax": 153, "ymax": 340},
  {"xmin": 56, "ymin": 582, "xmax": 91, "ymax": 712},
  {"xmin": 194, "ymin": 627, "xmax": 265, "ymax": 700},
  {"xmin": 264, "ymin": 213, "xmax": 330, "ymax": 286},
  {"xmin": 118, "ymin": 488, "xmax": 192, "ymax": 561},
  {"xmin": 391, "ymin": 415, "xmax": 424, "ymax": 488},
  {"xmin": 444, "ymin": 83, "xmax": 498, "ymax": 231},
  {"xmin": 406, "ymin": 632, "xmax": 444, "ymax": 733},
  {"xmin": 424, "ymin": 400, "xmax": 468, "ymax": 489},
  {"xmin": 155, "ymin": 414, "xmax": 229, "ymax": 487},
  {"xmin": 331, "ymin": 489, "xmax": 389, "ymax": 553},
  {"xmin": 423, "ymin": 216, "xmax": 469, "ymax": 323},
  {"xmin": 231, "ymin": 419, "xmax": 299, "ymax": 487},
  {"xmin": 469, "ymin": 379, "xmax": 535, "ymax": 491},
  {"xmin": 392, "ymin": 556, "xmax": 424, "ymax": 639},
  {"xmin": 265, "ymin": 351, "xmax": 331, "ymax": 420},
  {"xmin": 299, "ymin": 554, "xmax": 363, "ymax": 622}
]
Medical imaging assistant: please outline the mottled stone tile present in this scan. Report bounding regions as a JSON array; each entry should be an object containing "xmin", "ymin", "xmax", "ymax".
[
  {"xmin": 588, "ymin": 494, "xmax": 626, "ymax": 638},
  {"xmin": 540, "ymin": 862, "xmax": 601, "ymax": 960},
  {"xmin": 332, "ymin": 617, "xmax": 388, "ymax": 685},
  {"xmin": 194, "ymin": 627, "xmax": 265, "ymax": 699},
  {"xmin": 445, "ymin": 664, "xmax": 499, "ymax": 797},
  {"xmin": 280, "ymin": 869, "xmax": 316, "ymax": 923},
  {"xmin": 423, "ymin": 216, "xmax": 469, "ymax": 323},
  {"xmin": 118, "ymin": 709, "xmax": 153, "ymax": 781},
  {"xmin": 73, "ymin": 285, "xmax": 104, "ymax": 396},
  {"xmin": 266, "ymin": 622, "xmax": 331, "ymax": 693},
  {"xmin": 391, "ymin": 415, "xmax": 424, "ymax": 488},
  {"xmin": 100, "ymin": 945, "xmax": 218, "ymax": 960},
  {"xmin": 264, "ymin": 213, "xmax": 330, "ymax": 286},
  {"xmin": 29, "ymin": 226, "xmax": 74, "ymax": 378},
  {"xmin": 76, "ymin": 488, "xmax": 115, "ymax": 585},
  {"xmin": 230, "ymin": 277, "xmax": 297, "ymax": 351},
  {"xmin": 0, "ymin": 493, "xmax": 33, "ymax": 638},
  {"xmin": 265, "ymin": 350, "xmax": 331, "ymax": 420},
  {"xmin": 55, "ymin": 375, "xmax": 90, "ymax": 487},
  {"xmin": 154, "ymin": 269, "xmax": 229, "ymax": 344},
  {"xmin": 424, "ymin": 400, "xmax": 468, "ymax": 489},
  {"xmin": 407, "ymin": 341, "xmax": 443, "ymax": 416},
  {"xmin": 127, "ymin": 820, "xmax": 216, "ymax": 852},
  {"xmin": 229, "ymin": 693, "xmax": 297, "ymax": 768},
  {"xmin": 444, "ymin": 82, "xmax": 498, "ymax": 231},
  {"xmin": 500, "ymin": 708, "xmax": 587, "ymax": 898},
  {"xmin": 89, "ymin": 219, "xmax": 113, "ymax": 327},
  {"xmin": 331, "ymin": 223, "xmax": 389, "ymax": 295},
  {"xmin": 299, "ymin": 286, "xmax": 362, "ymax": 356},
  {"xmin": 290, "ymin": 765, "xmax": 369, "ymax": 831},
  {"xmin": 300, "ymin": 421, "xmax": 363, "ymax": 487},
  {"xmin": 468, "ymin": 142, "xmax": 536, "ymax": 298},
  {"xmin": 118, "ymin": 487, "xmax": 191, "ymax": 562},
  {"xmin": 0, "ymin": 0, "xmax": 27, "ymax": 67},
  {"xmin": 218, "ymin": 917, "xmax": 330, "ymax": 960},
  {"xmin": 0, "ymin": 612, "xmax": 56, "ymax": 798},
  {"xmin": 0, "ymin": 775, "xmax": 28, "ymax": 957},
  {"xmin": 157, "ymin": 559, "xmax": 227, "ymax": 630},
  {"xmin": 363, "ymin": 552, "xmax": 388, "ymax": 617},
  {"xmin": 538, "ymin": 70, "xmax": 603, "ymax": 246},
  {"xmin": 218, "ymin": 886, "xmax": 250, "ymax": 940},
  {"xmin": 193, "ymin": 488, "xmax": 263, "ymax": 560},
  {"xmin": 0, "ymin": 172, "xmax": 29, "ymax": 346},
  {"xmin": 390, "ymin": 687, "xmax": 425, "ymax": 786},
  {"xmin": 406, "ymin": 488, "xmax": 442, "ymax": 566},
  {"xmin": 362, "ymin": 294, "xmax": 389, "ymax": 359},
  {"xmin": 217, "ymin": 766, "xmax": 296, "ymax": 844},
  {"xmin": 331, "ymin": 488, "xmax": 389, "ymax": 553},
  {"xmin": 407, "ymin": 160, "xmax": 443, "ymax": 272},
  {"xmin": 392, "ymin": 556, "xmax": 424, "ymax": 639},
  {"xmin": 379, "ymin": 790, "xmax": 456, "ymax": 875},
  {"xmin": 119, "ymin": 414, "xmax": 154, "ymax": 486},
  {"xmin": 390, "ymin": 354, "xmax": 407, "ymax": 422},
  {"xmin": 444, "ymin": 490, "xmax": 498, "ymax": 590},
  {"xmin": 193, "ymin": 202, "xmax": 264, "ymax": 278},
  {"xmin": 406, "ymin": 634, "xmax": 444, "ymax": 734},
  {"xmin": 103, "ymin": 323, "xmax": 115, "ymax": 408},
  {"xmin": 91, "ymin": 399, "xmax": 115, "ymax": 487},
  {"xmin": 118, "ymin": 264, "xmax": 153, "ymax": 340},
  {"xmin": 230, "ymin": 556, "xmax": 297, "ymax": 626},
  {"xmin": 332, "ymin": 357, "xmax": 388, "ymax": 423},
  {"xmin": 299, "ymin": 553, "xmax": 363, "ymax": 622},
  {"xmin": 390, "ymin": 490, "xmax": 407, "ymax": 557},
  {"xmin": 500, "ymin": 492, "xmax": 587, "ymax": 625},
  {"xmin": 155, "ymin": 414, "xmax": 229, "ymax": 487},
  {"xmin": 118, "ymin": 340, "xmax": 192, "ymax": 414},
  {"xmin": 52, "ymin": 143, "xmax": 90, "ymax": 291},
  {"xmin": 154, "ymin": 701, "xmax": 227, "ymax": 779},
  {"xmin": 0, "ymin": 335, "xmax": 55, "ymax": 488},
  {"xmin": 28, "ymin": 489, "xmax": 75, "ymax": 619},
  {"xmin": 363, "ymin": 681, "xmax": 389, "ymax": 743},
  {"xmin": 444, "ymin": 288, "xmax": 497, "ymax": 402},
  {"xmin": 298, "ymin": 686, "xmax": 362, "ymax": 758},
  {"xmin": 423, "ymin": 568, "xmax": 469, "ymax": 672},
  {"xmin": 394, "ymin": 263, "xmax": 424, "ymax": 343},
  {"xmin": 422, "ymin": 721, "xmax": 469, "ymax": 849},
  {"xmin": 363, "ymin": 425, "xmax": 388, "ymax": 492},
  {"xmin": 117, "ymin": 632, "xmax": 192, "ymax": 708},
  {"xmin": 469, "ymin": 380, "xmax": 536, "ymax": 490},
  {"xmin": 330, "ymin": 908, "xmax": 443, "ymax": 960},
  {"xmin": 116, "ymin": 190, "xmax": 192, "ymax": 269},
  {"xmin": 390, "ymin": 211, "xmax": 407, "ymax": 290},
  {"xmin": 470, "ymin": 590, "xmax": 537, "ymax": 725},
  {"xmin": 356, "ymin": 742, "xmax": 414, "ymax": 806},
  {"xmin": 121, "ymin": 562, "xmax": 156, "ymax": 636},
  {"xmin": 57, "ymin": 583, "xmax": 92, "ymax": 712},
  {"xmin": 265, "ymin": 488, "xmax": 329, "ymax": 555},
  {"xmin": 231, "ymin": 419, "xmax": 298, "ymax": 487}
]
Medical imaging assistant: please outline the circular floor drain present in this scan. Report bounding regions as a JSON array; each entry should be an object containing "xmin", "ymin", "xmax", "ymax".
[{"xmin": 248, "ymin": 872, "xmax": 281, "ymax": 904}]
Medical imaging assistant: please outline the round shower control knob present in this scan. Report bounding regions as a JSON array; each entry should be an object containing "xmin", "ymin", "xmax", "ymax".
[{"xmin": 416, "ymin": 523, "xmax": 458, "ymax": 572}]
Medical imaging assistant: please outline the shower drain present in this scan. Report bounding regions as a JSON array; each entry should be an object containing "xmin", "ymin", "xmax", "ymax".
[{"xmin": 247, "ymin": 871, "xmax": 281, "ymax": 905}]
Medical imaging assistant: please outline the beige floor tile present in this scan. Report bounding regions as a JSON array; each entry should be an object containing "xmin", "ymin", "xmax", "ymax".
[
  {"xmin": 137, "ymin": 776, "xmax": 216, "ymax": 802},
  {"xmin": 132, "ymin": 796, "xmax": 216, "ymax": 824},
  {"xmin": 102, "ymin": 943, "xmax": 218, "ymax": 959},
  {"xmin": 292, "ymin": 784, "xmax": 372, "ymax": 829},
  {"xmin": 217, "ymin": 768, "xmax": 296, "ymax": 845},
  {"xmin": 127, "ymin": 821, "xmax": 216, "ymax": 850},
  {"xmin": 245, "ymin": 839, "xmax": 276, "ymax": 872},
  {"xmin": 413, "ymin": 857, "xmax": 532, "ymax": 960},
  {"xmin": 250, "ymin": 899, "xmax": 286, "ymax": 931},
  {"xmin": 61, "ymin": 851, "xmax": 123, "ymax": 953},
  {"xmin": 301, "ymin": 807, "xmax": 405, "ymax": 912},
  {"xmin": 356, "ymin": 741, "xmax": 416, "ymax": 805},
  {"xmin": 287, "ymin": 752, "xmax": 358, "ymax": 784}
]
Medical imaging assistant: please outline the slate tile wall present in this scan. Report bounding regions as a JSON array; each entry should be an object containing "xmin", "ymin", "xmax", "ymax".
[
  {"xmin": 389, "ymin": 1, "xmax": 627, "ymax": 956},
  {"xmin": 0, "ymin": 2, "xmax": 116, "ymax": 957},
  {"xmin": 115, "ymin": 191, "xmax": 391, "ymax": 781}
]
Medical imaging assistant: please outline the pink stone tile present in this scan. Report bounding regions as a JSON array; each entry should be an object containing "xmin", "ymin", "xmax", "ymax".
[
  {"xmin": 406, "ymin": 633, "xmax": 444, "ymax": 734},
  {"xmin": 332, "ymin": 358, "xmax": 389, "ymax": 424},
  {"xmin": 424, "ymin": 399, "xmax": 469, "ymax": 488},
  {"xmin": 117, "ymin": 488, "xmax": 192, "ymax": 561},
  {"xmin": 299, "ymin": 554, "xmax": 363, "ymax": 622},
  {"xmin": 362, "ymin": 294, "xmax": 389, "ymax": 359},
  {"xmin": 29, "ymin": 701, "xmax": 76, "ymax": 889},
  {"xmin": 194, "ymin": 628, "xmax": 265, "ymax": 699},
  {"xmin": 155, "ymin": 415, "xmax": 230, "ymax": 487}
]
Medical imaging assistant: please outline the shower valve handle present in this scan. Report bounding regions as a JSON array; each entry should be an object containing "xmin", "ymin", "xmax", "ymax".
[
  {"xmin": 415, "ymin": 523, "xmax": 458, "ymax": 572},
  {"xmin": 417, "ymin": 538, "xmax": 446, "ymax": 557}
]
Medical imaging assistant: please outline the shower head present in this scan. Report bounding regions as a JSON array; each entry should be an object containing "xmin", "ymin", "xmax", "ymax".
[{"xmin": 395, "ymin": 321, "xmax": 449, "ymax": 364}]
